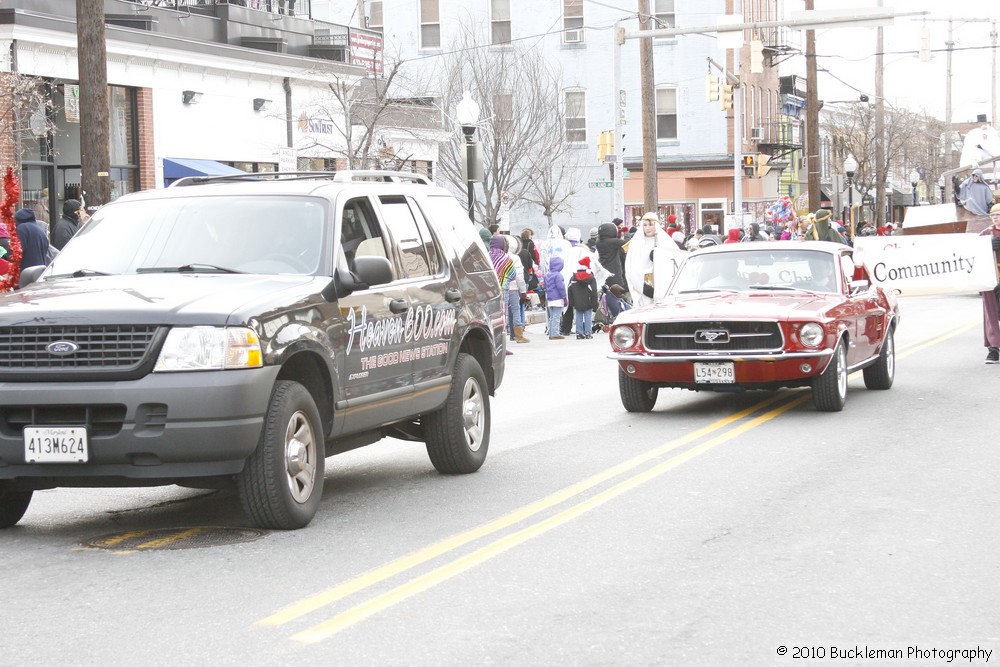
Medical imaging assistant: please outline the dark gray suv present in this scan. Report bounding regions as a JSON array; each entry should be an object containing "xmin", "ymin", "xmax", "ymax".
[{"xmin": 0, "ymin": 171, "xmax": 505, "ymax": 529}]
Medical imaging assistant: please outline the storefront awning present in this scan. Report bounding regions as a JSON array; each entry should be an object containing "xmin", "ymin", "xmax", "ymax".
[{"xmin": 163, "ymin": 158, "xmax": 246, "ymax": 184}]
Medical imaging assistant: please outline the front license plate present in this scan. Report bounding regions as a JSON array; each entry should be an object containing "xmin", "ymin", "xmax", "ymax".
[
  {"xmin": 24, "ymin": 427, "xmax": 89, "ymax": 463},
  {"xmin": 694, "ymin": 362, "xmax": 735, "ymax": 384}
]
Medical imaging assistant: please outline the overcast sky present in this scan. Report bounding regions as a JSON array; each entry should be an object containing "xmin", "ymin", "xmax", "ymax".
[{"xmin": 784, "ymin": 0, "xmax": 1000, "ymax": 123}]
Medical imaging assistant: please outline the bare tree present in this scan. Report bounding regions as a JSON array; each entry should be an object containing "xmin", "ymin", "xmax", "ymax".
[
  {"xmin": 520, "ymin": 151, "xmax": 585, "ymax": 228},
  {"xmin": 298, "ymin": 50, "xmax": 441, "ymax": 172},
  {"xmin": 436, "ymin": 20, "xmax": 573, "ymax": 227},
  {"xmin": 0, "ymin": 73, "xmax": 58, "ymax": 172},
  {"xmin": 822, "ymin": 103, "xmax": 933, "ymax": 222}
]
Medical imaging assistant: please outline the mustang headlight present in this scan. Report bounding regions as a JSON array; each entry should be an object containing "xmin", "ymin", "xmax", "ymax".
[
  {"xmin": 612, "ymin": 325, "xmax": 638, "ymax": 350},
  {"xmin": 799, "ymin": 322, "xmax": 825, "ymax": 348},
  {"xmin": 154, "ymin": 326, "xmax": 263, "ymax": 371}
]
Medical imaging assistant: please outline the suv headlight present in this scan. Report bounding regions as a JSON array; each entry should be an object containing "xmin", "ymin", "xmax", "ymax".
[
  {"xmin": 611, "ymin": 325, "xmax": 638, "ymax": 350},
  {"xmin": 154, "ymin": 326, "xmax": 263, "ymax": 371},
  {"xmin": 799, "ymin": 322, "xmax": 825, "ymax": 348}
]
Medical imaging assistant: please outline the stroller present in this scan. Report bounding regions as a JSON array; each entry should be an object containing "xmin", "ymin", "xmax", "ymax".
[{"xmin": 593, "ymin": 283, "xmax": 631, "ymax": 333}]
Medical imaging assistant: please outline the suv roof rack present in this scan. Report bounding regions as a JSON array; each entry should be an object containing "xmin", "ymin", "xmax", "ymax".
[{"xmin": 169, "ymin": 170, "xmax": 431, "ymax": 188}]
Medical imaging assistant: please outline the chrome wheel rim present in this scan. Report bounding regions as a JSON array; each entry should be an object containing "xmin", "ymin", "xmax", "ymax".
[
  {"xmin": 885, "ymin": 332, "xmax": 895, "ymax": 379},
  {"xmin": 284, "ymin": 410, "xmax": 317, "ymax": 504},
  {"xmin": 836, "ymin": 345, "xmax": 848, "ymax": 399},
  {"xmin": 461, "ymin": 377, "xmax": 486, "ymax": 452}
]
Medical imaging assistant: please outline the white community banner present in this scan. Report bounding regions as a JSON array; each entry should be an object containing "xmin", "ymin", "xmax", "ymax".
[{"xmin": 853, "ymin": 233, "xmax": 998, "ymax": 297}]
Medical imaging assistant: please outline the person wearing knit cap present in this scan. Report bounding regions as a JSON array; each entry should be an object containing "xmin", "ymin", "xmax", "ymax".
[
  {"xmin": 567, "ymin": 255, "xmax": 599, "ymax": 339},
  {"xmin": 52, "ymin": 199, "xmax": 82, "ymax": 250}
]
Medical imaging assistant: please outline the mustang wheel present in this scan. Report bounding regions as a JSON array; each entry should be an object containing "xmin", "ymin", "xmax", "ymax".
[
  {"xmin": 238, "ymin": 381, "xmax": 324, "ymax": 530},
  {"xmin": 425, "ymin": 353, "xmax": 490, "ymax": 474},
  {"xmin": 863, "ymin": 327, "xmax": 895, "ymax": 390},
  {"xmin": 619, "ymin": 368, "xmax": 658, "ymax": 412},
  {"xmin": 0, "ymin": 489, "xmax": 32, "ymax": 528},
  {"xmin": 813, "ymin": 341, "xmax": 848, "ymax": 412}
]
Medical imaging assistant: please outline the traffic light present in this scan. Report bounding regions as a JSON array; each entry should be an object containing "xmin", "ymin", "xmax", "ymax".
[
  {"xmin": 597, "ymin": 130, "xmax": 614, "ymax": 163},
  {"xmin": 919, "ymin": 26, "xmax": 931, "ymax": 62},
  {"xmin": 720, "ymin": 82, "xmax": 734, "ymax": 110},
  {"xmin": 706, "ymin": 73, "xmax": 720, "ymax": 104},
  {"xmin": 742, "ymin": 154, "xmax": 756, "ymax": 177},
  {"xmin": 750, "ymin": 38, "xmax": 764, "ymax": 73}
]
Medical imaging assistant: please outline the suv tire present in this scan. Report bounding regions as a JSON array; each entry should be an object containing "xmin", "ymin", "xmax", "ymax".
[
  {"xmin": 425, "ymin": 353, "xmax": 490, "ymax": 474},
  {"xmin": 0, "ymin": 489, "xmax": 32, "ymax": 529},
  {"xmin": 238, "ymin": 381, "xmax": 324, "ymax": 529}
]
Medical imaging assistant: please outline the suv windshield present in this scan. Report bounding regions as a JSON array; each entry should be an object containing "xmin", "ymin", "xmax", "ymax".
[{"xmin": 46, "ymin": 195, "xmax": 327, "ymax": 278}]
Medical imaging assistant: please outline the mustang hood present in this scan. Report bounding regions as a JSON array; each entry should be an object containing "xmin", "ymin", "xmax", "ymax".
[
  {"xmin": 620, "ymin": 291, "xmax": 842, "ymax": 323},
  {"xmin": 0, "ymin": 274, "xmax": 323, "ymax": 326}
]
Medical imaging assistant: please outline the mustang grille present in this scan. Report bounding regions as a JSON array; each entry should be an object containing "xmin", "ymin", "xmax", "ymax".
[
  {"xmin": 645, "ymin": 321, "xmax": 783, "ymax": 352},
  {"xmin": 0, "ymin": 325, "xmax": 160, "ymax": 369}
]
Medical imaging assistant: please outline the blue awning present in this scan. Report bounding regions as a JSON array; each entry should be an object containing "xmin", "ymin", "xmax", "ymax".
[{"xmin": 163, "ymin": 157, "xmax": 246, "ymax": 184}]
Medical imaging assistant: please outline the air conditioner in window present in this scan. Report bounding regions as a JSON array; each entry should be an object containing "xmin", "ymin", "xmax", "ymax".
[
  {"xmin": 564, "ymin": 29, "xmax": 584, "ymax": 44},
  {"xmin": 750, "ymin": 127, "xmax": 763, "ymax": 140}
]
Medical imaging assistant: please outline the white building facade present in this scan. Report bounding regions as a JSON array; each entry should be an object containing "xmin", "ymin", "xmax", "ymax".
[{"xmin": 318, "ymin": 0, "xmax": 784, "ymax": 236}]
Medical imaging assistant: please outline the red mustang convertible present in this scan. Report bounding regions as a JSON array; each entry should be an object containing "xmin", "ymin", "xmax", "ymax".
[{"xmin": 608, "ymin": 241, "xmax": 900, "ymax": 412}]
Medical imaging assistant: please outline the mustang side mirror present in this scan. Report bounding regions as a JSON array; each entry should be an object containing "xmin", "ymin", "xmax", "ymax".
[{"xmin": 849, "ymin": 279, "xmax": 870, "ymax": 295}]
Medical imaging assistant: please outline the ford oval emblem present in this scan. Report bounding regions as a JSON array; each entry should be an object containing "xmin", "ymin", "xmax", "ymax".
[{"xmin": 47, "ymin": 341, "xmax": 80, "ymax": 356}]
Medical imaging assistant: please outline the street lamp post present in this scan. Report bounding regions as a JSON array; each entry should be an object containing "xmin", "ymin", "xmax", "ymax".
[
  {"xmin": 909, "ymin": 168, "xmax": 920, "ymax": 206},
  {"xmin": 844, "ymin": 153, "xmax": 857, "ymax": 236},
  {"xmin": 455, "ymin": 91, "xmax": 481, "ymax": 224}
]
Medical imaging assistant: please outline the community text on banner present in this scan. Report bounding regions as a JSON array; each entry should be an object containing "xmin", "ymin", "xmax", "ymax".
[{"xmin": 853, "ymin": 233, "xmax": 997, "ymax": 297}]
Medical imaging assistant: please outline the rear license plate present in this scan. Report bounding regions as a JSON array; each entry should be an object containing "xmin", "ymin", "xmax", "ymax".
[
  {"xmin": 694, "ymin": 362, "xmax": 735, "ymax": 384},
  {"xmin": 24, "ymin": 427, "xmax": 89, "ymax": 463}
]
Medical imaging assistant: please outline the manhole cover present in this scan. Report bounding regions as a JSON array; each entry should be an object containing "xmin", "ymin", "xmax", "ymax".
[{"xmin": 83, "ymin": 526, "xmax": 267, "ymax": 552}]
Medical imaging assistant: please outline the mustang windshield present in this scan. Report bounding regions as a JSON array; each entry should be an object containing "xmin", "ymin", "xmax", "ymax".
[
  {"xmin": 672, "ymin": 249, "xmax": 842, "ymax": 294},
  {"xmin": 45, "ymin": 195, "xmax": 327, "ymax": 279}
]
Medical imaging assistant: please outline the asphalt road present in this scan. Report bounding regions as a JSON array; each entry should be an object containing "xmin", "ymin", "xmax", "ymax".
[{"xmin": 3, "ymin": 293, "xmax": 998, "ymax": 666}]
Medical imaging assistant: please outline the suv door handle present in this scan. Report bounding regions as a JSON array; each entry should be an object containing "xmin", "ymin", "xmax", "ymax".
[
  {"xmin": 445, "ymin": 288, "xmax": 462, "ymax": 303},
  {"xmin": 389, "ymin": 298, "xmax": 409, "ymax": 313}
]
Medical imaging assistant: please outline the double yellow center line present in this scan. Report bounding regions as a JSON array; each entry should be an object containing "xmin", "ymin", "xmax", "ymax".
[{"xmin": 258, "ymin": 317, "xmax": 978, "ymax": 643}]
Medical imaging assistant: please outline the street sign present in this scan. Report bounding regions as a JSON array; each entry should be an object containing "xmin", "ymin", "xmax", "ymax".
[{"xmin": 589, "ymin": 181, "xmax": 613, "ymax": 189}]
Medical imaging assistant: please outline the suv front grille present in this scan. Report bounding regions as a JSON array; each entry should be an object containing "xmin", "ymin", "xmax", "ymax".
[
  {"xmin": 0, "ymin": 325, "xmax": 160, "ymax": 370},
  {"xmin": 645, "ymin": 321, "xmax": 783, "ymax": 352}
]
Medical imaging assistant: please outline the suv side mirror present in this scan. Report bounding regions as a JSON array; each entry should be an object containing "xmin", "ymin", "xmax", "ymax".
[{"xmin": 324, "ymin": 255, "xmax": 394, "ymax": 301}]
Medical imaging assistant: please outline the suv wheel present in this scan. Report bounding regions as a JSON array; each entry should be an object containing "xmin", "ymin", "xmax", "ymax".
[
  {"xmin": 238, "ymin": 381, "xmax": 324, "ymax": 529},
  {"xmin": 0, "ymin": 489, "xmax": 32, "ymax": 528},
  {"xmin": 424, "ymin": 353, "xmax": 490, "ymax": 474}
]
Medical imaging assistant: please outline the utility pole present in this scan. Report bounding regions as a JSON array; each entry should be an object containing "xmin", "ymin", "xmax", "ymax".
[
  {"xmin": 875, "ymin": 0, "xmax": 885, "ymax": 227},
  {"xmin": 638, "ymin": 0, "xmax": 658, "ymax": 214},
  {"xmin": 76, "ymin": 0, "xmax": 111, "ymax": 208},
  {"xmin": 992, "ymin": 21, "xmax": 997, "ymax": 128},
  {"xmin": 946, "ymin": 19, "xmax": 954, "ymax": 126},
  {"xmin": 805, "ymin": 0, "xmax": 821, "ymax": 213}
]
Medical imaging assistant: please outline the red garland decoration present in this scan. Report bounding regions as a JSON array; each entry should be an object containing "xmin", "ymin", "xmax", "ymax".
[{"xmin": 0, "ymin": 167, "xmax": 22, "ymax": 292}]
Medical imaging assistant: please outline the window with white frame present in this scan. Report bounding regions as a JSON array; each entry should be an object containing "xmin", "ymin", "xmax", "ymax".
[
  {"xmin": 653, "ymin": 0, "xmax": 675, "ymax": 29},
  {"xmin": 420, "ymin": 0, "xmax": 441, "ymax": 49},
  {"xmin": 655, "ymin": 87, "xmax": 677, "ymax": 140},
  {"xmin": 368, "ymin": 1, "xmax": 383, "ymax": 29},
  {"xmin": 492, "ymin": 0, "xmax": 511, "ymax": 45},
  {"xmin": 565, "ymin": 90, "xmax": 586, "ymax": 143},
  {"xmin": 563, "ymin": 0, "xmax": 583, "ymax": 44}
]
